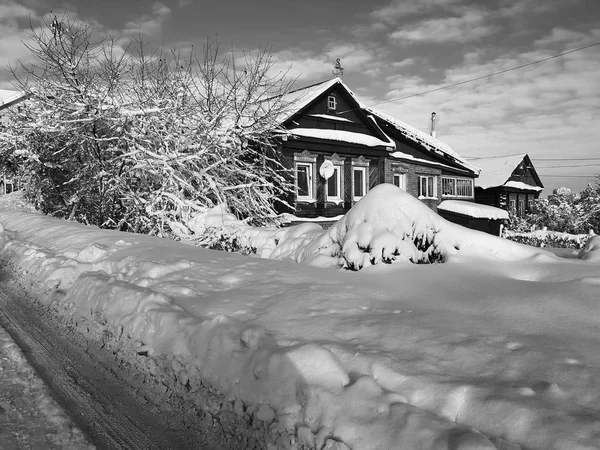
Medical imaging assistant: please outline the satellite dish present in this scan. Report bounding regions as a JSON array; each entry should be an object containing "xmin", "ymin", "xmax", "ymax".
[{"xmin": 319, "ymin": 160, "xmax": 335, "ymax": 179}]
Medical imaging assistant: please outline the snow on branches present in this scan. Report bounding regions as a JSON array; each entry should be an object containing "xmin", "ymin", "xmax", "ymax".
[{"xmin": 2, "ymin": 14, "xmax": 296, "ymax": 235}]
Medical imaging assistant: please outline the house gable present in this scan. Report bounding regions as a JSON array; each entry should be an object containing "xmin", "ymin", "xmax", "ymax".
[
  {"xmin": 282, "ymin": 80, "xmax": 394, "ymax": 151},
  {"xmin": 507, "ymin": 154, "xmax": 544, "ymax": 189}
]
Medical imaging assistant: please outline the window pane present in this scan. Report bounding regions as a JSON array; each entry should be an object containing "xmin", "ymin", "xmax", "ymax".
[
  {"xmin": 297, "ymin": 165, "xmax": 310, "ymax": 196},
  {"xmin": 327, "ymin": 167, "xmax": 338, "ymax": 197},
  {"xmin": 354, "ymin": 169, "xmax": 364, "ymax": 197},
  {"xmin": 428, "ymin": 177, "xmax": 434, "ymax": 197}
]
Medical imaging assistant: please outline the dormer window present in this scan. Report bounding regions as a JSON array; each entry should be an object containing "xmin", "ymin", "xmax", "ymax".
[{"xmin": 327, "ymin": 95, "xmax": 337, "ymax": 111}]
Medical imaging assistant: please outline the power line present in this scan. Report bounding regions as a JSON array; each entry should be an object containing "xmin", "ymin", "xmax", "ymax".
[
  {"xmin": 464, "ymin": 154, "xmax": 600, "ymax": 161},
  {"xmin": 538, "ymin": 174, "xmax": 597, "ymax": 178},
  {"xmin": 537, "ymin": 164, "xmax": 600, "ymax": 168},
  {"xmin": 364, "ymin": 40, "xmax": 600, "ymax": 109}
]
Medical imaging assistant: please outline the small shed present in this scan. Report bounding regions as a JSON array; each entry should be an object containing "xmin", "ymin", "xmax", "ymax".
[{"xmin": 437, "ymin": 200, "xmax": 509, "ymax": 236}]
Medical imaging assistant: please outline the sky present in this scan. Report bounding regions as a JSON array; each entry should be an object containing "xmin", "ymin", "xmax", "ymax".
[{"xmin": 1, "ymin": 0, "xmax": 599, "ymax": 194}]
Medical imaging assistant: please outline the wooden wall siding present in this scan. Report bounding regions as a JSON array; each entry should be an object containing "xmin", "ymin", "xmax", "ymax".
[
  {"xmin": 344, "ymin": 159, "xmax": 352, "ymax": 208},
  {"xmin": 303, "ymin": 85, "xmax": 365, "ymax": 127},
  {"xmin": 508, "ymin": 163, "xmax": 539, "ymax": 187},
  {"xmin": 474, "ymin": 187, "xmax": 501, "ymax": 208},
  {"xmin": 369, "ymin": 160, "xmax": 379, "ymax": 189}
]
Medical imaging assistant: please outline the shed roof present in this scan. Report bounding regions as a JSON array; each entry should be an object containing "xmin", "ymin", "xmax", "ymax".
[{"xmin": 438, "ymin": 200, "xmax": 510, "ymax": 220}]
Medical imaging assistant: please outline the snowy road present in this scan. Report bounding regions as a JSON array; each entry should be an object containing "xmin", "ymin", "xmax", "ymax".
[
  {"xmin": 0, "ymin": 308, "xmax": 92, "ymax": 449},
  {"xmin": 0, "ymin": 283, "xmax": 225, "ymax": 450}
]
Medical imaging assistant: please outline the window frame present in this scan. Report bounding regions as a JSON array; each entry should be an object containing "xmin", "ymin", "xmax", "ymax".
[
  {"xmin": 352, "ymin": 166, "xmax": 367, "ymax": 200},
  {"xmin": 418, "ymin": 175, "xmax": 437, "ymax": 199},
  {"xmin": 393, "ymin": 173, "xmax": 407, "ymax": 191},
  {"xmin": 327, "ymin": 95, "xmax": 337, "ymax": 111},
  {"xmin": 326, "ymin": 165, "xmax": 343, "ymax": 204},
  {"xmin": 441, "ymin": 176, "xmax": 474, "ymax": 198},
  {"xmin": 295, "ymin": 162, "xmax": 314, "ymax": 202}
]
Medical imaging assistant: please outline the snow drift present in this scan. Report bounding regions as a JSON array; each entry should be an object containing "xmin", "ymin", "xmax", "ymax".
[
  {"xmin": 185, "ymin": 184, "xmax": 549, "ymax": 269},
  {"xmin": 1, "ymin": 187, "xmax": 600, "ymax": 449}
]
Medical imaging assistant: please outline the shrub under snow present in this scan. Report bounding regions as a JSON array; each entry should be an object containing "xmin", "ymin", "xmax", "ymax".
[{"xmin": 184, "ymin": 184, "xmax": 547, "ymax": 270}]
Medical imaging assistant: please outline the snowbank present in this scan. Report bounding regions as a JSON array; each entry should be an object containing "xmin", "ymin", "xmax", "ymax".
[
  {"xmin": 578, "ymin": 234, "xmax": 600, "ymax": 262},
  {"xmin": 186, "ymin": 184, "xmax": 551, "ymax": 270},
  {"xmin": 1, "ymin": 188, "xmax": 600, "ymax": 449}
]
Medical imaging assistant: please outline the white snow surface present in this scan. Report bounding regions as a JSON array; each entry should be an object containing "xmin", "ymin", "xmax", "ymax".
[
  {"xmin": 2, "ymin": 186, "xmax": 600, "ymax": 449},
  {"xmin": 438, "ymin": 200, "xmax": 510, "ymax": 220},
  {"xmin": 288, "ymin": 127, "xmax": 394, "ymax": 148},
  {"xmin": 503, "ymin": 180, "xmax": 544, "ymax": 192},
  {"xmin": 0, "ymin": 89, "xmax": 26, "ymax": 107}
]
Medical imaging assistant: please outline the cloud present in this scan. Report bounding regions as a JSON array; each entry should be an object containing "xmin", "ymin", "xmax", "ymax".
[
  {"xmin": 389, "ymin": 9, "xmax": 498, "ymax": 43},
  {"xmin": 269, "ymin": 43, "xmax": 382, "ymax": 83},
  {"xmin": 123, "ymin": 2, "xmax": 171, "ymax": 37},
  {"xmin": 363, "ymin": 30, "xmax": 600, "ymax": 192},
  {"xmin": 370, "ymin": 0, "xmax": 465, "ymax": 21}
]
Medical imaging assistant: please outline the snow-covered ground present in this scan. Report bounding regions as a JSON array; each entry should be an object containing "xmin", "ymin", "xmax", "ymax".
[{"xmin": 1, "ymin": 187, "xmax": 600, "ymax": 449}]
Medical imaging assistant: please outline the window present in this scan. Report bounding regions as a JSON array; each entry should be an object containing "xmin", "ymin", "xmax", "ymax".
[
  {"xmin": 353, "ymin": 167, "xmax": 367, "ymax": 199},
  {"xmin": 527, "ymin": 199, "xmax": 533, "ymax": 211},
  {"xmin": 441, "ymin": 177, "xmax": 473, "ymax": 197},
  {"xmin": 509, "ymin": 199, "xmax": 516, "ymax": 211},
  {"xmin": 518, "ymin": 200, "xmax": 525, "ymax": 216},
  {"xmin": 393, "ymin": 173, "xmax": 407, "ymax": 191},
  {"xmin": 296, "ymin": 162, "xmax": 313, "ymax": 201},
  {"xmin": 327, "ymin": 95, "xmax": 337, "ymax": 111},
  {"xmin": 419, "ymin": 175, "xmax": 437, "ymax": 199},
  {"xmin": 326, "ymin": 166, "xmax": 342, "ymax": 203}
]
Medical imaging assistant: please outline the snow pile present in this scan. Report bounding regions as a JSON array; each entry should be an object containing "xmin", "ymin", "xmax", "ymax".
[
  {"xmin": 578, "ymin": 234, "xmax": 600, "ymax": 261},
  {"xmin": 1, "ymin": 199, "xmax": 600, "ymax": 448},
  {"xmin": 438, "ymin": 200, "xmax": 509, "ymax": 220},
  {"xmin": 194, "ymin": 185, "xmax": 547, "ymax": 269}
]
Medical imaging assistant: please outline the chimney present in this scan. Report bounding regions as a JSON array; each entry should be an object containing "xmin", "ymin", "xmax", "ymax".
[{"xmin": 430, "ymin": 112, "xmax": 437, "ymax": 138}]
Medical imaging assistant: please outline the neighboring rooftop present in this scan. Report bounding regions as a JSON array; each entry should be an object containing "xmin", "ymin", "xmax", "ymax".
[
  {"xmin": 366, "ymin": 107, "xmax": 479, "ymax": 174},
  {"xmin": 465, "ymin": 153, "xmax": 544, "ymax": 190},
  {"xmin": 0, "ymin": 89, "xmax": 28, "ymax": 110}
]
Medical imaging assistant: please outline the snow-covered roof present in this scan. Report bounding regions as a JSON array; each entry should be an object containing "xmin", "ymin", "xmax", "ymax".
[
  {"xmin": 288, "ymin": 127, "xmax": 394, "ymax": 148},
  {"xmin": 390, "ymin": 151, "xmax": 459, "ymax": 170},
  {"xmin": 366, "ymin": 107, "xmax": 479, "ymax": 174},
  {"xmin": 503, "ymin": 180, "xmax": 543, "ymax": 192},
  {"xmin": 0, "ymin": 89, "xmax": 28, "ymax": 110},
  {"xmin": 465, "ymin": 154, "xmax": 542, "ymax": 190},
  {"xmin": 307, "ymin": 113, "xmax": 355, "ymax": 123},
  {"xmin": 438, "ymin": 200, "xmax": 509, "ymax": 220}
]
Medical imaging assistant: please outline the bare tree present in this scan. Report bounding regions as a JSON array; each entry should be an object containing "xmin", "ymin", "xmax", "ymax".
[{"xmin": 3, "ymin": 13, "xmax": 296, "ymax": 236}]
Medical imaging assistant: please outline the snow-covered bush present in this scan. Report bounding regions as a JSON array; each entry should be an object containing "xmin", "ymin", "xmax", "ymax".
[
  {"xmin": 506, "ymin": 181, "xmax": 600, "ymax": 235},
  {"xmin": 187, "ymin": 185, "xmax": 547, "ymax": 270},
  {"xmin": 504, "ymin": 229, "xmax": 592, "ymax": 249},
  {"xmin": 1, "ymin": 14, "xmax": 295, "ymax": 235}
]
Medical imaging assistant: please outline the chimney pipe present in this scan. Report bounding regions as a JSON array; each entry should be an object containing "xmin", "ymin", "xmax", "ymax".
[{"xmin": 430, "ymin": 112, "xmax": 437, "ymax": 138}]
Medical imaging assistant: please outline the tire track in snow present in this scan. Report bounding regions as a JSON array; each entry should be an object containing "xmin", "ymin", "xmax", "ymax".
[{"xmin": 0, "ymin": 287, "xmax": 192, "ymax": 450}]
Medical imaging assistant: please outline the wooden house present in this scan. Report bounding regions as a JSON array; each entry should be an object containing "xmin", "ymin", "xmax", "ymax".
[
  {"xmin": 465, "ymin": 154, "xmax": 544, "ymax": 216},
  {"xmin": 276, "ymin": 78, "xmax": 479, "ymax": 218}
]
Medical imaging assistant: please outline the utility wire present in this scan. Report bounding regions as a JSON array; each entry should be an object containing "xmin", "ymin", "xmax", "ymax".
[
  {"xmin": 463, "ymin": 154, "xmax": 600, "ymax": 161},
  {"xmin": 538, "ymin": 174, "xmax": 598, "ymax": 178},
  {"xmin": 364, "ymin": 40, "xmax": 600, "ymax": 109},
  {"xmin": 537, "ymin": 164, "xmax": 600, "ymax": 168}
]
